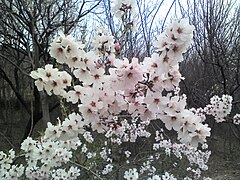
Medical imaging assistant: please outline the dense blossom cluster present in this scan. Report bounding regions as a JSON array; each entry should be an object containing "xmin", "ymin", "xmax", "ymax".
[
  {"xmin": 205, "ymin": 95, "xmax": 232, "ymax": 122},
  {"xmin": 0, "ymin": 149, "xmax": 24, "ymax": 179},
  {"xmin": 124, "ymin": 167, "xmax": 178, "ymax": 180},
  {"xmin": 0, "ymin": 0, "xmax": 237, "ymax": 179},
  {"xmin": 30, "ymin": 64, "xmax": 72, "ymax": 96},
  {"xmin": 51, "ymin": 167, "xmax": 80, "ymax": 180},
  {"xmin": 37, "ymin": 17, "xmax": 211, "ymax": 148},
  {"xmin": 153, "ymin": 139, "xmax": 210, "ymax": 171},
  {"xmin": 20, "ymin": 136, "xmax": 80, "ymax": 179},
  {"xmin": 190, "ymin": 95, "xmax": 233, "ymax": 123}
]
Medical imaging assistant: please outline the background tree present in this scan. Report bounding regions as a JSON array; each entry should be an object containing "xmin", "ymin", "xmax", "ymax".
[{"xmin": 180, "ymin": 0, "xmax": 240, "ymax": 155}]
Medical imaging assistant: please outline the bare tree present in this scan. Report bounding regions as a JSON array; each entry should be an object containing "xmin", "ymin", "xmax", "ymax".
[{"xmin": 179, "ymin": 0, "xmax": 240, "ymax": 154}]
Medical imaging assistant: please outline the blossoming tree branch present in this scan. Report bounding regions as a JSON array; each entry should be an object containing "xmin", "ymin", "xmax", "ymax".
[{"xmin": 0, "ymin": 0, "xmax": 238, "ymax": 179}]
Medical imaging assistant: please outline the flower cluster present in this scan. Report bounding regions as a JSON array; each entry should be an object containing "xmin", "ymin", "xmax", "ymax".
[
  {"xmin": 92, "ymin": 28, "xmax": 115, "ymax": 57},
  {"xmin": 30, "ymin": 19, "xmax": 213, "ymax": 149},
  {"xmin": 205, "ymin": 95, "xmax": 232, "ymax": 122},
  {"xmin": 153, "ymin": 19, "xmax": 194, "ymax": 55},
  {"xmin": 112, "ymin": 0, "xmax": 137, "ymax": 32},
  {"xmin": 233, "ymin": 114, "xmax": 240, "ymax": 125},
  {"xmin": 102, "ymin": 164, "xmax": 113, "ymax": 175},
  {"xmin": 121, "ymin": 134, "xmax": 212, "ymax": 179},
  {"xmin": 124, "ymin": 169, "xmax": 177, "ymax": 180},
  {"xmin": 20, "ymin": 136, "xmax": 80, "ymax": 179},
  {"xmin": 51, "ymin": 167, "xmax": 80, "ymax": 180},
  {"xmin": 153, "ymin": 139, "xmax": 211, "ymax": 171},
  {"xmin": 30, "ymin": 64, "xmax": 72, "ymax": 96},
  {"xmin": 49, "ymin": 32, "xmax": 85, "ymax": 67},
  {"xmin": 45, "ymin": 112, "xmax": 88, "ymax": 141},
  {"xmin": 0, "ymin": 150, "xmax": 24, "ymax": 179},
  {"xmin": 20, "ymin": 112, "xmax": 90, "ymax": 179},
  {"xmin": 191, "ymin": 95, "xmax": 233, "ymax": 123},
  {"xmin": 124, "ymin": 168, "xmax": 139, "ymax": 180}
]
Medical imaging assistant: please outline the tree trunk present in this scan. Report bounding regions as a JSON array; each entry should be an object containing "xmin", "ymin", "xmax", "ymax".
[{"xmin": 39, "ymin": 91, "xmax": 50, "ymax": 130}]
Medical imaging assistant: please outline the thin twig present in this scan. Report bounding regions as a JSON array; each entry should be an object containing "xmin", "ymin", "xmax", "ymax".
[{"xmin": 0, "ymin": 54, "xmax": 30, "ymax": 77}]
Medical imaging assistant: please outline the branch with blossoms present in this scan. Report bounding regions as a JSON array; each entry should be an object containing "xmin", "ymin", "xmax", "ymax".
[
  {"xmin": 0, "ymin": 0, "xmax": 238, "ymax": 179},
  {"xmin": 111, "ymin": 0, "xmax": 138, "ymax": 58}
]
